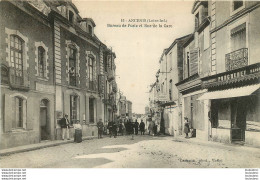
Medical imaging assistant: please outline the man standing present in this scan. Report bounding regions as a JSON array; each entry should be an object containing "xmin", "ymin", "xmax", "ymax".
[
  {"xmin": 112, "ymin": 121, "xmax": 118, "ymax": 138},
  {"xmin": 108, "ymin": 120, "xmax": 113, "ymax": 138},
  {"xmin": 134, "ymin": 119, "xmax": 139, "ymax": 135},
  {"xmin": 60, "ymin": 114, "xmax": 70, "ymax": 140},
  {"xmin": 140, "ymin": 120, "xmax": 145, "ymax": 135},
  {"xmin": 97, "ymin": 119, "xmax": 104, "ymax": 139}
]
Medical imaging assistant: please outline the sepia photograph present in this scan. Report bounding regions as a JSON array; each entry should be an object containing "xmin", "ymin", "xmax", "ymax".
[{"xmin": 0, "ymin": 0, "xmax": 259, "ymax": 177}]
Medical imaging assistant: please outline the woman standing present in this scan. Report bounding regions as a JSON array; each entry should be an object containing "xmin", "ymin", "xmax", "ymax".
[
  {"xmin": 184, "ymin": 117, "xmax": 190, "ymax": 138},
  {"xmin": 74, "ymin": 120, "xmax": 82, "ymax": 143}
]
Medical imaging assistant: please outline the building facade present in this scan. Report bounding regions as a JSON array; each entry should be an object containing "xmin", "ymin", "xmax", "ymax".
[{"xmin": 0, "ymin": 0, "xmax": 117, "ymax": 149}]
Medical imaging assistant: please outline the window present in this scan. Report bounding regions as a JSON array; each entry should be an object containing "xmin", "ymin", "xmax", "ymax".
[
  {"xmin": 10, "ymin": 35, "xmax": 23, "ymax": 82},
  {"xmin": 88, "ymin": 55, "xmax": 95, "ymax": 91},
  {"xmin": 89, "ymin": 98, "xmax": 95, "ymax": 123},
  {"xmin": 186, "ymin": 52, "xmax": 190, "ymax": 77},
  {"xmin": 88, "ymin": 25, "xmax": 93, "ymax": 35},
  {"xmin": 1, "ymin": 66, "xmax": 9, "ymax": 84},
  {"xmin": 69, "ymin": 46, "xmax": 76, "ymax": 86},
  {"xmin": 69, "ymin": 10, "xmax": 74, "ymax": 23},
  {"xmin": 169, "ymin": 80, "xmax": 172, "ymax": 101},
  {"xmin": 104, "ymin": 56, "xmax": 108, "ymax": 72},
  {"xmin": 70, "ymin": 95, "xmax": 78, "ymax": 122},
  {"xmin": 195, "ymin": 13, "xmax": 199, "ymax": 29},
  {"xmin": 231, "ymin": 23, "xmax": 246, "ymax": 51},
  {"xmin": 13, "ymin": 97, "xmax": 24, "ymax": 129},
  {"xmin": 233, "ymin": 1, "xmax": 243, "ymax": 11},
  {"xmin": 38, "ymin": 46, "xmax": 45, "ymax": 78},
  {"xmin": 169, "ymin": 52, "xmax": 172, "ymax": 70}
]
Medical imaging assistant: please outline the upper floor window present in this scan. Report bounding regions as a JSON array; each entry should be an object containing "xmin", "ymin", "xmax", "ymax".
[
  {"xmin": 88, "ymin": 25, "xmax": 93, "ymax": 35},
  {"xmin": 70, "ymin": 95, "xmax": 78, "ymax": 122},
  {"xmin": 231, "ymin": 1, "xmax": 245, "ymax": 15},
  {"xmin": 10, "ymin": 35, "xmax": 23, "ymax": 78},
  {"xmin": 69, "ymin": 46, "xmax": 77, "ymax": 86},
  {"xmin": 88, "ymin": 56, "xmax": 94, "ymax": 82},
  {"xmin": 231, "ymin": 23, "xmax": 246, "ymax": 51},
  {"xmin": 233, "ymin": 1, "xmax": 243, "ymax": 11},
  {"xmin": 38, "ymin": 46, "xmax": 45, "ymax": 78},
  {"xmin": 195, "ymin": 13, "xmax": 199, "ymax": 29},
  {"xmin": 69, "ymin": 10, "xmax": 74, "ymax": 23}
]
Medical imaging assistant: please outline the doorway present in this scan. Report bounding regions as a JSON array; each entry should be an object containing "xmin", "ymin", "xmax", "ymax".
[{"xmin": 40, "ymin": 99, "xmax": 50, "ymax": 140}]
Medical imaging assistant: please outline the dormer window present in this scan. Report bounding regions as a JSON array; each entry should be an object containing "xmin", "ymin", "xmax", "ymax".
[
  {"xmin": 195, "ymin": 13, "xmax": 199, "ymax": 29},
  {"xmin": 88, "ymin": 25, "xmax": 93, "ymax": 35},
  {"xmin": 69, "ymin": 10, "xmax": 74, "ymax": 23}
]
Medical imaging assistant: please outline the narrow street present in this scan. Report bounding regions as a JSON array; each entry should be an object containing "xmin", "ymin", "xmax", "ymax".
[{"xmin": 1, "ymin": 135, "xmax": 259, "ymax": 168}]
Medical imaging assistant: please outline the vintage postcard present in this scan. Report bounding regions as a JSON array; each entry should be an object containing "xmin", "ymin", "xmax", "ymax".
[{"xmin": 0, "ymin": 0, "xmax": 259, "ymax": 177}]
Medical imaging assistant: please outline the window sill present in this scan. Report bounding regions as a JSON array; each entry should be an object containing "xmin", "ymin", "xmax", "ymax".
[
  {"xmin": 230, "ymin": 6, "xmax": 245, "ymax": 17},
  {"xmin": 10, "ymin": 128, "xmax": 29, "ymax": 133}
]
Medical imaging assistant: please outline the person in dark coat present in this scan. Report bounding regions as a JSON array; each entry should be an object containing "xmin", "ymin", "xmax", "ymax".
[
  {"xmin": 74, "ymin": 120, "xmax": 82, "ymax": 143},
  {"xmin": 60, "ymin": 114, "xmax": 71, "ymax": 140},
  {"xmin": 112, "ymin": 121, "xmax": 118, "ymax": 138},
  {"xmin": 129, "ymin": 122, "xmax": 135, "ymax": 140},
  {"xmin": 108, "ymin": 120, "xmax": 113, "ymax": 138},
  {"xmin": 184, "ymin": 117, "xmax": 190, "ymax": 138},
  {"xmin": 134, "ymin": 120, "xmax": 139, "ymax": 135},
  {"xmin": 125, "ymin": 120, "xmax": 129, "ymax": 135},
  {"xmin": 97, "ymin": 119, "xmax": 104, "ymax": 139},
  {"xmin": 140, "ymin": 120, "xmax": 145, "ymax": 135}
]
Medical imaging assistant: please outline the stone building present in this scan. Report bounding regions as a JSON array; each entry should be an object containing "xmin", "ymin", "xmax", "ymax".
[
  {"xmin": 0, "ymin": 0, "xmax": 117, "ymax": 149},
  {"xmin": 198, "ymin": 1, "xmax": 260, "ymax": 146}
]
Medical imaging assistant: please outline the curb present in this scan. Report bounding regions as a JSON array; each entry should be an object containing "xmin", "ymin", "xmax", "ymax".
[{"xmin": 0, "ymin": 136, "xmax": 97, "ymax": 156}]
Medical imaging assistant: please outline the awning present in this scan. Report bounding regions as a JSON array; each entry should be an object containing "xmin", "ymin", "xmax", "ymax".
[{"xmin": 197, "ymin": 84, "xmax": 260, "ymax": 100}]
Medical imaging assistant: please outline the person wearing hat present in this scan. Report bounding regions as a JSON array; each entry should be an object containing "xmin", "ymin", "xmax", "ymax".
[
  {"xmin": 74, "ymin": 120, "xmax": 82, "ymax": 143},
  {"xmin": 184, "ymin": 117, "xmax": 190, "ymax": 138},
  {"xmin": 60, "ymin": 114, "xmax": 71, "ymax": 140},
  {"xmin": 97, "ymin": 119, "xmax": 104, "ymax": 139}
]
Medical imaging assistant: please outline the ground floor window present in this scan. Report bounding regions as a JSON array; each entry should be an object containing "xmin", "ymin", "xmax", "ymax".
[
  {"xmin": 89, "ymin": 98, "xmax": 95, "ymax": 123},
  {"xmin": 70, "ymin": 95, "xmax": 78, "ymax": 122},
  {"xmin": 13, "ymin": 96, "xmax": 26, "ymax": 129}
]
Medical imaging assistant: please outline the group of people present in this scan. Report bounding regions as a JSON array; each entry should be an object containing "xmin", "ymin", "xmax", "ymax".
[{"xmin": 59, "ymin": 114, "xmax": 192, "ymax": 143}]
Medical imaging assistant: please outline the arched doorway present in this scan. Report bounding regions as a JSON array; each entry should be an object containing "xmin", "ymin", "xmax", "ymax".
[{"xmin": 40, "ymin": 99, "xmax": 50, "ymax": 140}]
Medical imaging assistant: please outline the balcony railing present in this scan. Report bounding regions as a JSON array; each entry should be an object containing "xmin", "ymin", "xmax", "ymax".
[
  {"xmin": 88, "ymin": 80, "xmax": 97, "ymax": 91},
  {"xmin": 225, "ymin": 48, "xmax": 248, "ymax": 71},
  {"xmin": 107, "ymin": 69, "xmax": 115, "ymax": 82},
  {"xmin": 9, "ymin": 67, "xmax": 30, "ymax": 90}
]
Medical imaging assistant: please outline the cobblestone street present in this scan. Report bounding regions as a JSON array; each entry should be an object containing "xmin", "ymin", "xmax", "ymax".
[{"xmin": 1, "ymin": 135, "xmax": 259, "ymax": 168}]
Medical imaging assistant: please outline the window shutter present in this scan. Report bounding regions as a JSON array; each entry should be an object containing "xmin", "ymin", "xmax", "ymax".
[
  {"xmin": 26, "ymin": 98, "xmax": 34, "ymax": 130},
  {"xmin": 4, "ymin": 94, "xmax": 13, "ymax": 132},
  {"xmin": 190, "ymin": 49, "xmax": 198, "ymax": 76}
]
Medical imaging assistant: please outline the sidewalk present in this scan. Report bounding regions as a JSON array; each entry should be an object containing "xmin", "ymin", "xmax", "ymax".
[
  {"xmin": 0, "ymin": 136, "xmax": 96, "ymax": 156},
  {"xmin": 172, "ymin": 135, "xmax": 260, "ymax": 154}
]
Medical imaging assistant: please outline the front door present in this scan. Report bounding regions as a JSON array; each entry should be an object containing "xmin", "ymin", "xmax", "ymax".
[
  {"xmin": 40, "ymin": 100, "xmax": 49, "ymax": 141},
  {"xmin": 231, "ymin": 98, "xmax": 246, "ymax": 142}
]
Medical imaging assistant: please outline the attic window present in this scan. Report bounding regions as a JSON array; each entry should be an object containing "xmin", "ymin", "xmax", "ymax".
[
  {"xmin": 88, "ymin": 25, "xmax": 93, "ymax": 35},
  {"xmin": 69, "ymin": 11, "xmax": 74, "ymax": 23}
]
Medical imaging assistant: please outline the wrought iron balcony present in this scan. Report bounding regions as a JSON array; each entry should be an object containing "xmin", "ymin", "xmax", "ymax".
[
  {"xmin": 225, "ymin": 48, "xmax": 248, "ymax": 71},
  {"xmin": 107, "ymin": 69, "xmax": 115, "ymax": 82},
  {"xmin": 88, "ymin": 80, "xmax": 97, "ymax": 91},
  {"xmin": 9, "ymin": 67, "xmax": 30, "ymax": 91}
]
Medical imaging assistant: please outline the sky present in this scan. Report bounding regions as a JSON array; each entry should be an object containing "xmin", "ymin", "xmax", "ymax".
[{"xmin": 73, "ymin": 0, "xmax": 195, "ymax": 114}]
